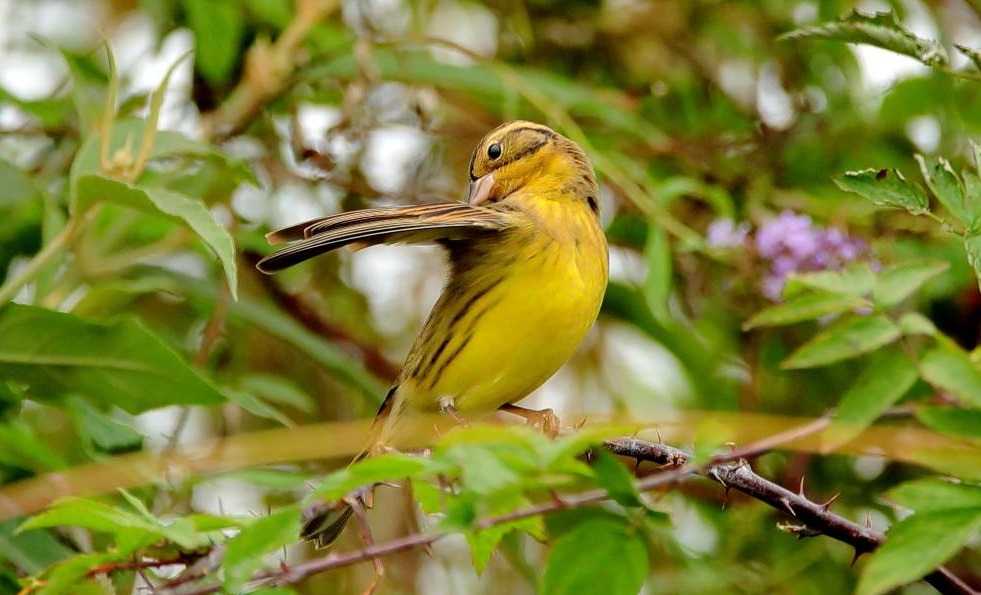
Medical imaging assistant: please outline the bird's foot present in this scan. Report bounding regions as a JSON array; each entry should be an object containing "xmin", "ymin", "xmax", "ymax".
[
  {"xmin": 439, "ymin": 397, "xmax": 469, "ymax": 426},
  {"xmin": 500, "ymin": 404, "xmax": 561, "ymax": 438}
]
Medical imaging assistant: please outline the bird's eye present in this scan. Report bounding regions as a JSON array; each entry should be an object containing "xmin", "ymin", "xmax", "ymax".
[{"xmin": 487, "ymin": 143, "xmax": 502, "ymax": 160}]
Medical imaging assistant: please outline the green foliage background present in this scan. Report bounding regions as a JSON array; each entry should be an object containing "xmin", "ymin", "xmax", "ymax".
[{"xmin": 1, "ymin": 0, "xmax": 981, "ymax": 593}]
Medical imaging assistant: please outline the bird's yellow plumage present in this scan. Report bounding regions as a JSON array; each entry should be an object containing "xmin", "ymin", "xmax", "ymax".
[{"xmin": 257, "ymin": 121, "xmax": 608, "ymax": 546}]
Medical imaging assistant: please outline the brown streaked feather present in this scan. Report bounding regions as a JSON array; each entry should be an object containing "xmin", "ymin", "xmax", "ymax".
[{"xmin": 256, "ymin": 203, "xmax": 515, "ymax": 273}]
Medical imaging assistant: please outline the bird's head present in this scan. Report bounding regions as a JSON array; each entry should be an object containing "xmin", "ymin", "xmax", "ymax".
[{"xmin": 467, "ymin": 121, "xmax": 600, "ymax": 217}]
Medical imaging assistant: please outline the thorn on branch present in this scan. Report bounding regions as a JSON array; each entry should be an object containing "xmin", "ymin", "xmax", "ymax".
[
  {"xmin": 821, "ymin": 493, "xmax": 841, "ymax": 511},
  {"xmin": 549, "ymin": 490, "xmax": 567, "ymax": 508},
  {"xmin": 777, "ymin": 497, "xmax": 796, "ymax": 517},
  {"xmin": 851, "ymin": 545, "xmax": 872, "ymax": 567}
]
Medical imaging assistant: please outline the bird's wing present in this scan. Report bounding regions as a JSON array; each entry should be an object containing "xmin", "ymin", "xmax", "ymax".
[{"xmin": 257, "ymin": 203, "xmax": 515, "ymax": 273}]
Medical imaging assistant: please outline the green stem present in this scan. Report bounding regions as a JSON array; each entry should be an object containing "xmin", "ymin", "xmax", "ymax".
[{"xmin": 0, "ymin": 218, "xmax": 78, "ymax": 307}]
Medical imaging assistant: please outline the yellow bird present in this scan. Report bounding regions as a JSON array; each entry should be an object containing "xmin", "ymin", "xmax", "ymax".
[{"xmin": 257, "ymin": 121, "xmax": 609, "ymax": 546}]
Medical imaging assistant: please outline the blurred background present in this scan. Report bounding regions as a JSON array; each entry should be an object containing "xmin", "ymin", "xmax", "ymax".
[{"xmin": 2, "ymin": 0, "xmax": 981, "ymax": 593}]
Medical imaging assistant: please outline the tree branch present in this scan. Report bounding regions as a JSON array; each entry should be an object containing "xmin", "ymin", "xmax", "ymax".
[
  {"xmin": 604, "ymin": 437, "xmax": 978, "ymax": 595},
  {"xmin": 161, "ymin": 465, "xmax": 696, "ymax": 594},
  {"xmin": 152, "ymin": 430, "xmax": 978, "ymax": 594}
]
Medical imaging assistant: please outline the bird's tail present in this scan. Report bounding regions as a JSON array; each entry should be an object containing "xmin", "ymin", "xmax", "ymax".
[{"xmin": 299, "ymin": 387, "xmax": 398, "ymax": 548}]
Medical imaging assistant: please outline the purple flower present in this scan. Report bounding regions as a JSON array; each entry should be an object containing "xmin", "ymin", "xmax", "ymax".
[
  {"xmin": 755, "ymin": 211, "xmax": 814, "ymax": 259},
  {"xmin": 771, "ymin": 255, "xmax": 798, "ymax": 276},
  {"xmin": 706, "ymin": 219, "xmax": 750, "ymax": 248},
  {"xmin": 751, "ymin": 210, "xmax": 870, "ymax": 301}
]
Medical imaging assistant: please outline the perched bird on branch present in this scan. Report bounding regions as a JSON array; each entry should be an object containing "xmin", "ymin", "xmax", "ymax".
[{"xmin": 257, "ymin": 121, "xmax": 609, "ymax": 547}]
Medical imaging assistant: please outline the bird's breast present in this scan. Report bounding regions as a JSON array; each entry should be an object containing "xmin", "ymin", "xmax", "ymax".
[{"xmin": 400, "ymin": 200, "xmax": 608, "ymax": 413}]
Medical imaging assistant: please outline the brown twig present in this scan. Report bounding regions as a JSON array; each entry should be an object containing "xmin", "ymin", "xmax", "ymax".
[
  {"xmin": 243, "ymin": 251, "xmax": 400, "ymax": 381},
  {"xmin": 143, "ymin": 430, "xmax": 979, "ymax": 594},
  {"xmin": 158, "ymin": 420, "xmax": 979, "ymax": 594},
  {"xmin": 603, "ymin": 437, "xmax": 978, "ymax": 595},
  {"xmin": 86, "ymin": 556, "xmax": 188, "ymax": 578},
  {"xmin": 161, "ymin": 465, "xmax": 696, "ymax": 594},
  {"xmin": 165, "ymin": 282, "xmax": 231, "ymax": 450}
]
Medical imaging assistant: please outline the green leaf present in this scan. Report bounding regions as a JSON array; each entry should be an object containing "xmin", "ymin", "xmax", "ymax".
[
  {"xmin": 0, "ymin": 420, "xmax": 65, "ymax": 470},
  {"xmin": 19, "ymin": 497, "xmax": 158, "ymax": 538},
  {"xmin": 857, "ymin": 508, "xmax": 981, "ymax": 595},
  {"xmin": 0, "ymin": 159, "xmax": 40, "ymax": 210},
  {"xmin": 916, "ymin": 406, "xmax": 981, "ymax": 441},
  {"xmin": 213, "ymin": 469, "xmax": 317, "ymax": 491},
  {"xmin": 962, "ymin": 231, "xmax": 981, "ymax": 293},
  {"xmin": 53, "ymin": 44, "xmax": 110, "ymax": 136},
  {"xmin": 782, "ymin": 265, "xmax": 877, "ymax": 298},
  {"xmin": 642, "ymin": 227, "xmax": 672, "ymax": 322},
  {"xmin": 592, "ymin": 449, "xmax": 643, "ymax": 507},
  {"xmin": 833, "ymin": 168, "xmax": 930, "ymax": 215},
  {"xmin": 467, "ymin": 493, "xmax": 543, "ymax": 574},
  {"xmin": 887, "ymin": 478, "xmax": 981, "ymax": 512},
  {"xmin": 309, "ymin": 453, "xmax": 437, "ymax": 501},
  {"xmin": 223, "ymin": 507, "xmax": 301, "ymax": 592},
  {"xmin": 19, "ymin": 495, "xmax": 210, "ymax": 552},
  {"xmin": 919, "ymin": 346, "xmax": 981, "ymax": 408},
  {"xmin": 450, "ymin": 445, "xmax": 523, "ymax": 495},
  {"xmin": 898, "ymin": 312, "xmax": 938, "ymax": 336},
  {"xmin": 915, "ymin": 155, "xmax": 967, "ymax": 225},
  {"xmin": 438, "ymin": 423, "xmax": 548, "ymax": 451},
  {"xmin": 872, "ymin": 260, "xmax": 949, "ymax": 308},
  {"xmin": 67, "ymin": 397, "xmax": 144, "ymax": 454},
  {"xmin": 542, "ymin": 518, "xmax": 648, "ymax": 595},
  {"xmin": 186, "ymin": 512, "xmax": 246, "ymax": 533},
  {"xmin": 0, "ymin": 304, "xmax": 225, "ymax": 413},
  {"xmin": 75, "ymin": 175, "xmax": 238, "ymax": 299},
  {"xmin": 780, "ymin": 11, "xmax": 948, "ymax": 67},
  {"xmin": 0, "ymin": 518, "xmax": 71, "ymax": 574},
  {"xmin": 243, "ymin": 0, "xmax": 293, "ymax": 27},
  {"xmin": 823, "ymin": 348, "xmax": 917, "ymax": 450},
  {"xmin": 239, "ymin": 374, "xmax": 315, "ymax": 413},
  {"xmin": 906, "ymin": 445, "xmax": 981, "ymax": 481},
  {"xmin": 971, "ymin": 140, "xmax": 981, "ymax": 183},
  {"xmin": 744, "ymin": 294, "xmax": 869, "ymax": 330},
  {"xmin": 0, "ymin": 382, "xmax": 19, "ymax": 418},
  {"xmin": 36, "ymin": 551, "xmax": 120, "ymax": 595},
  {"xmin": 0, "ymin": 85, "xmax": 72, "ymax": 129},
  {"xmin": 69, "ymin": 118, "xmax": 255, "ymax": 193},
  {"xmin": 228, "ymin": 389, "xmax": 295, "ymax": 427},
  {"xmin": 183, "ymin": 0, "xmax": 245, "ymax": 84},
  {"xmin": 782, "ymin": 315, "xmax": 900, "ymax": 369}
]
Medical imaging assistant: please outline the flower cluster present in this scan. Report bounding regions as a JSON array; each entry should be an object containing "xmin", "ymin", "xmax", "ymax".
[{"xmin": 707, "ymin": 211, "xmax": 869, "ymax": 301}]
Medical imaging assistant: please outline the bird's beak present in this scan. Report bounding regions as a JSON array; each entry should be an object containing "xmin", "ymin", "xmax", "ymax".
[{"xmin": 468, "ymin": 173, "xmax": 496, "ymax": 206}]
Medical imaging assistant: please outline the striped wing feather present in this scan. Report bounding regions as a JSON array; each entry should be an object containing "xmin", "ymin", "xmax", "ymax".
[{"xmin": 257, "ymin": 203, "xmax": 513, "ymax": 273}]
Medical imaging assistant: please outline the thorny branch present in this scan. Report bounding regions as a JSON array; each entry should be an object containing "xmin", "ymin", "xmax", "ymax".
[
  {"xmin": 604, "ymin": 437, "xmax": 977, "ymax": 595},
  {"xmin": 147, "ymin": 433, "xmax": 978, "ymax": 595}
]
